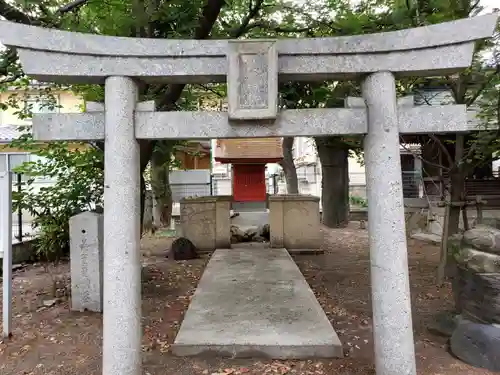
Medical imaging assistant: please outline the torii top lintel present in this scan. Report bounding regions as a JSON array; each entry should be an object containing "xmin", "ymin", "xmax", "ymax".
[{"xmin": 0, "ymin": 13, "xmax": 497, "ymax": 85}]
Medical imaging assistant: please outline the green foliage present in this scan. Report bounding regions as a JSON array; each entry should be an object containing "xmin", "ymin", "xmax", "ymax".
[
  {"xmin": 349, "ymin": 195, "xmax": 368, "ymax": 208},
  {"xmin": 10, "ymin": 127, "xmax": 104, "ymax": 262},
  {"xmin": 1, "ymin": 83, "xmax": 104, "ymax": 262}
]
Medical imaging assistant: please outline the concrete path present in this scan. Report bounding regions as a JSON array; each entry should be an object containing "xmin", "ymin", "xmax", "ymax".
[{"xmin": 172, "ymin": 248, "xmax": 343, "ymax": 359}]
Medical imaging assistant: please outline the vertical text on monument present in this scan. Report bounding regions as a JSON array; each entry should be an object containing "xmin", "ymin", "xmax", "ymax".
[
  {"xmin": 227, "ymin": 40, "xmax": 278, "ymax": 120},
  {"xmin": 69, "ymin": 211, "xmax": 104, "ymax": 312}
]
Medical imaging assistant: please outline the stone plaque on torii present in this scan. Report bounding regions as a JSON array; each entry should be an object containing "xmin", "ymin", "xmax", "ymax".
[{"xmin": 0, "ymin": 14, "xmax": 497, "ymax": 375}]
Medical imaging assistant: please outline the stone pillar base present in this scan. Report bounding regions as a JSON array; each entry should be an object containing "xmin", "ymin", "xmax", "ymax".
[
  {"xmin": 180, "ymin": 196, "xmax": 232, "ymax": 251},
  {"xmin": 269, "ymin": 195, "xmax": 322, "ymax": 250}
]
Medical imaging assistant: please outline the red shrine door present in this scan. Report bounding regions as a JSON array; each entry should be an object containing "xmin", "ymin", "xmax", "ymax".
[{"xmin": 233, "ymin": 164, "xmax": 266, "ymax": 202}]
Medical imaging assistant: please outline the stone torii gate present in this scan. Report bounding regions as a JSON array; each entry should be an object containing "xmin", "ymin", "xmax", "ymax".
[{"xmin": 0, "ymin": 14, "xmax": 498, "ymax": 375}]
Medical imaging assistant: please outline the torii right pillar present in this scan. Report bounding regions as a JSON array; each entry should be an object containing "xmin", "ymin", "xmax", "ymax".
[{"xmin": 362, "ymin": 72, "xmax": 416, "ymax": 375}]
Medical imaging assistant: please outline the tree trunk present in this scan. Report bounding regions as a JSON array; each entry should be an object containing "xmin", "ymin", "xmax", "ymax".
[
  {"xmin": 316, "ymin": 138, "xmax": 349, "ymax": 228},
  {"xmin": 151, "ymin": 146, "xmax": 173, "ymax": 227},
  {"xmin": 279, "ymin": 137, "xmax": 299, "ymax": 194},
  {"xmin": 140, "ymin": 174, "xmax": 146, "ymax": 238},
  {"xmin": 447, "ymin": 173, "xmax": 464, "ymax": 236},
  {"xmin": 447, "ymin": 135, "xmax": 466, "ymax": 237}
]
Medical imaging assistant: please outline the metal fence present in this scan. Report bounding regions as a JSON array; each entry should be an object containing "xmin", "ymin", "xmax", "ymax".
[{"xmin": 9, "ymin": 173, "xmax": 37, "ymax": 245}]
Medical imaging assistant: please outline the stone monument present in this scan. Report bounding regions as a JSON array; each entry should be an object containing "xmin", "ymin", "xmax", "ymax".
[
  {"xmin": 0, "ymin": 13, "xmax": 497, "ymax": 375},
  {"xmin": 69, "ymin": 211, "xmax": 104, "ymax": 312}
]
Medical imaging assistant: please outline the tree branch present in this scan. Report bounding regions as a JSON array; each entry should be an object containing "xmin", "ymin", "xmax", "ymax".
[
  {"xmin": 0, "ymin": 0, "xmax": 40, "ymax": 25},
  {"xmin": 229, "ymin": 0, "xmax": 265, "ymax": 37},
  {"xmin": 245, "ymin": 20, "xmax": 311, "ymax": 34},
  {"xmin": 144, "ymin": 0, "xmax": 229, "ymax": 171},
  {"xmin": 400, "ymin": 137, "xmax": 450, "ymax": 172},
  {"xmin": 58, "ymin": 0, "xmax": 90, "ymax": 14},
  {"xmin": 466, "ymin": 65, "xmax": 500, "ymax": 107},
  {"xmin": 429, "ymin": 134, "xmax": 454, "ymax": 167}
]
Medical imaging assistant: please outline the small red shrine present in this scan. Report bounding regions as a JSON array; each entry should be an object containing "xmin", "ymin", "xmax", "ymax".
[{"xmin": 214, "ymin": 138, "xmax": 283, "ymax": 203}]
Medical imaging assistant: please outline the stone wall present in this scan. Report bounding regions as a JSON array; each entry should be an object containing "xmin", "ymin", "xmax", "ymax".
[
  {"xmin": 448, "ymin": 225, "xmax": 500, "ymax": 371},
  {"xmin": 180, "ymin": 196, "xmax": 232, "ymax": 251}
]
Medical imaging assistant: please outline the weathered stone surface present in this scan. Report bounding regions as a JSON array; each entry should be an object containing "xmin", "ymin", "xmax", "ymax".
[
  {"xmin": 172, "ymin": 248, "xmax": 343, "ymax": 358},
  {"xmin": 269, "ymin": 195, "xmax": 321, "ymax": 250},
  {"xmin": 230, "ymin": 225, "xmax": 245, "ymax": 244},
  {"xmin": 476, "ymin": 218, "xmax": 500, "ymax": 229},
  {"xmin": 34, "ymin": 106, "xmax": 471, "ymax": 142},
  {"xmin": 450, "ymin": 319, "xmax": 500, "ymax": 372},
  {"xmin": 243, "ymin": 227, "xmax": 259, "ymax": 241},
  {"xmin": 227, "ymin": 40, "xmax": 278, "ymax": 120},
  {"xmin": 455, "ymin": 266, "xmax": 500, "ymax": 325},
  {"xmin": 363, "ymin": 71, "xmax": 416, "ymax": 375},
  {"xmin": 427, "ymin": 311, "xmax": 462, "ymax": 337},
  {"xmin": 463, "ymin": 226, "xmax": 500, "ymax": 255},
  {"xmin": 69, "ymin": 211, "xmax": 103, "ymax": 313},
  {"xmin": 455, "ymin": 247, "xmax": 500, "ymax": 273},
  {"xmin": 259, "ymin": 223, "xmax": 270, "ymax": 240},
  {"xmin": 230, "ymin": 224, "xmax": 270, "ymax": 244},
  {"xmin": 2, "ymin": 15, "xmax": 497, "ymax": 84},
  {"xmin": 180, "ymin": 196, "xmax": 232, "ymax": 251}
]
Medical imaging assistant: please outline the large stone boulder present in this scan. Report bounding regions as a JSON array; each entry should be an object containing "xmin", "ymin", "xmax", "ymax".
[
  {"xmin": 453, "ymin": 266, "xmax": 500, "ymax": 325},
  {"xmin": 230, "ymin": 224, "xmax": 271, "ymax": 244},
  {"xmin": 449, "ymin": 225, "xmax": 500, "ymax": 370},
  {"xmin": 230, "ymin": 225, "xmax": 245, "ymax": 244},
  {"xmin": 450, "ymin": 319, "xmax": 500, "ymax": 372},
  {"xmin": 463, "ymin": 226, "xmax": 500, "ymax": 255},
  {"xmin": 259, "ymin": 224, "xmax": 270, "ymax": 241},
  {"xmin": 472, "ymin": 218, "xmax": 500, "ymax": 230},
  {"xmin": 455, "ymin": 248, "xmax": 500, "ymax": 274}
]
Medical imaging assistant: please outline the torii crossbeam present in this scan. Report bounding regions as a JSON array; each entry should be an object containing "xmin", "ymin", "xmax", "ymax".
[{"xmin": 0, "ymin": 13, "xmax": 497, "ymax": 375}]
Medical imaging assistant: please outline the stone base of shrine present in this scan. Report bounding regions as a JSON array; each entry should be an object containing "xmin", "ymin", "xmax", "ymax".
[
  {"xmin": 269, "ymin": 195, "xmax": 322, "ymax": 250},
  {"xmin": 171, "ymin": 247, "xmax": 343, "ymax": 359}
]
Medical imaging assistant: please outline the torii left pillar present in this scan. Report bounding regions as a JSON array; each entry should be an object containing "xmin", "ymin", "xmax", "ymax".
[
  {"xmin": 102, "ymin": 76, "xmax": 142, "ymax": 375},
  {"xmin": 1, "ymin": 171, "xmax": 13, "ymax": 338}
]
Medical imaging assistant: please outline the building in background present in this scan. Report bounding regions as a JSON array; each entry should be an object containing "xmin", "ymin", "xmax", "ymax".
[
  {"xmin": 291, "ymin": 136, "xmax": 422, "ymax": 204},
  {"xmin": 0, "ymin": 84, "xmax": 83, "ymax": 172},
  {"xmin": 0, "ymin": 84, "xmax": 84, "ymax": 242},
  {"xmin": 214, "ymin": 138, "xmax": 283, "ymax": 211},
  {"xmin": 174, "ymin": 140, "xmax": 211, "ymax": 170},
  {"xmin": 289, "ymin": 85, "xmax": 499, "ymax": 206}
]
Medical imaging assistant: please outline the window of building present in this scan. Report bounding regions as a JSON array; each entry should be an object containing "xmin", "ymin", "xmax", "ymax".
[{"xmin": 0, "ymin": 153, "xmax": 29, "ymax": 173}]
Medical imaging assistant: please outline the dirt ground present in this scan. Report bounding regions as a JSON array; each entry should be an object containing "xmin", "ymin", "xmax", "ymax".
[{"xmin": 0, "ymin": 223, "xmax": 496, "ymax": 375}]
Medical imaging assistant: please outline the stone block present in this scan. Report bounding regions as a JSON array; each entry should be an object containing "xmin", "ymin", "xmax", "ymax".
[
  {"xmin": 455, "ymin": 247, "xmax": 500, "ymax": 273},
  {"xmin": 4, "ymin": 14, "xmax": 497, "ymax": 84},
  {"xmin": 69, "ymin": 211, "xmax": 103, "ymax": 312},
  {"xmin": 172, "ymin": 248, "xmax": 343, "ymax": 358},
  {"xmin": 180, "ymin": 196, "xmax": 231, "ymax": 251},
  {"xmin": 450, "ymin": 319, "xmax": 500, "ymax": 372},
  {"xmin": 463, "ymin": 226, "xmax": 500, "ymax": 255},
  {"xmin": 215, "ymin": 197, "xmax": 231, "ymax": 249},
  {"xmin": 269, "ymin": 195, "xmax": 322, "ymax": 250},
  {"xmin": 227, "ymin": 40, "xmax": 278, "ymax": 120},
  {"xmin": 454, "ymin": 266, "xmax": 500, "ymax": 325}
]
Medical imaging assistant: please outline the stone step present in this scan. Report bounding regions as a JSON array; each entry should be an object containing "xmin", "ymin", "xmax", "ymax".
[{"xmin": 172, "ymin": 248, "xmax": 343, "ymax": 359}]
